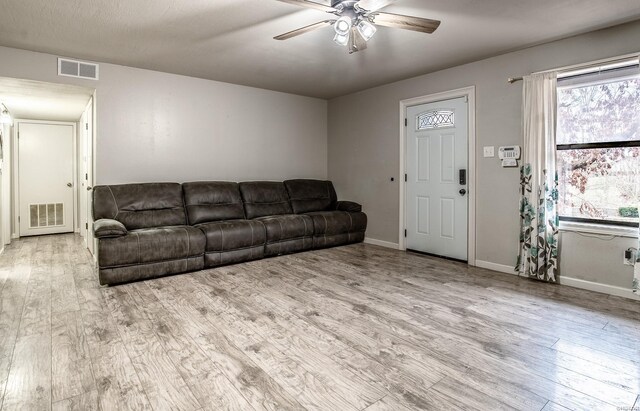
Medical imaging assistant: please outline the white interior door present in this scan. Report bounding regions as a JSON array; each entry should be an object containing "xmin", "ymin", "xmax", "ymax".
[
  {"xmin": 18, "ymin": 122, "xmax": 74, "ymax": 237},
  {"xmin": 85, "ymin": 100, "xmax": 95, "ymax": 255},
  {"xmin": 406, "ymin": 97, "xmax": 468, "ymax": 260},
  {"xmin": 79, "ymin": 109, "xmax": 87, "ymax": 239}
]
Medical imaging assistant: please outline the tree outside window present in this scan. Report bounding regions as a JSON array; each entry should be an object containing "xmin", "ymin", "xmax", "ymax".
[{"xmin": 557, "ymin": 71, "xmax": 640, "ymax": 226}]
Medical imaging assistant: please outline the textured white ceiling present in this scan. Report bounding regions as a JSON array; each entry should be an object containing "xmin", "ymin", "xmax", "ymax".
[
  {"xmin": 0, "ymin": 78, "xmax": 93, "ymax": 122},
  {"xmin": 1, "ymin": 0, "xmax": 639, "ymax": 98}
]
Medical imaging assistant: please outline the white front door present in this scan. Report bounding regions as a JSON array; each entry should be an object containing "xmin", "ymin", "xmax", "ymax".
[
  {"xmin": 18, "ymin": 122, "xmax": 75, "ymax": 237},
  {"xmin": 406, "ymin": 97, "xmax": 468, "ymax": 260}
]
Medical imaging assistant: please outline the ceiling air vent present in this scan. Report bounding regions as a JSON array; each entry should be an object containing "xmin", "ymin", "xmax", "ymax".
[{"xmin": 57, "ymin": 58, "xmax": 99, "ymax": 80}]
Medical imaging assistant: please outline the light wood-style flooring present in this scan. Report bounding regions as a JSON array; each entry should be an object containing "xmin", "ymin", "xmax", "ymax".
[{"xmin": 0, "ymin": 234, "xmax": 639, "ymax": 410}]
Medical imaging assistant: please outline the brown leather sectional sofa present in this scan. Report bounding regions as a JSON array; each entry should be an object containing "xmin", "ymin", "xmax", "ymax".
[{"xmin": 92, "ymin": 179, "xmax": 367, "ymax": 285}]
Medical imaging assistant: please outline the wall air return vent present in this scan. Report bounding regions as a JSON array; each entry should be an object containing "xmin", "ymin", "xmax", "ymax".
[
  {"xmin": 57, "ymin": 58, "xmax": 99, "ymax": 80},
  {"xmin": 29, "ymin": 203, "xmax": 64, "ymax": 228}
]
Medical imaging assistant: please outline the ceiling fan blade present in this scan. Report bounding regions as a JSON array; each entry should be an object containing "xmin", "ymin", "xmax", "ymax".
[
  {"xmin": 348, "ymin": 28, "xmax": 368, "ymax": 54},
  {"xmin": 275, "ymin": 0, "xmax": 336, "ymax": 12},
  {"xmin": 355, "ymin": 0, "xmax": 396, "ymax": 12},
  {"xmin": 371, "ymin": 12, "xmax": 441, "ymax": 34},
  {"xmin": 274, "ymin": 20, "xmax": 334, "ymax": 40}
]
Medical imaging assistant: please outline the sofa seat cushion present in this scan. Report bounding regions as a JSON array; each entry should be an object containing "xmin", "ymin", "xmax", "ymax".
[
  {"xmin": 197, "ymin": 219, "xmax": 266, "ymax": 252},
  {"xmin": 255, "ymin": 214, "xmax": 314, "ymax": 243},
  {"xmin": 196, "ymin": 219, "xmax": 266, "ymax": 267},
  {"xmin": 98, "ymin": 225, "xmax": 205, "ymax": 268},
  {"xmin": 305, "ymin": 211, "xmax": 367, "ymax": 236},
  {"xmin": 255, "ymin": 214, "xmax": 314, "ymax": 257}
]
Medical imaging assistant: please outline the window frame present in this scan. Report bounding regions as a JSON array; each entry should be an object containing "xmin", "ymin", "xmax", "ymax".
[{"xmin": 556, "ymin": 64, "xmax": 640, "ymax": 229}]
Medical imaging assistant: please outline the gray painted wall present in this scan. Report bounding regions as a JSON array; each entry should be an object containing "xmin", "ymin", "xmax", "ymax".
[
  {"xmin": 0, "ymin": 46, "xmax": 328, "ymax": 185},
  {"xmin": 328, "ymin": 21, "xmax": 640, "ymax": 289}
]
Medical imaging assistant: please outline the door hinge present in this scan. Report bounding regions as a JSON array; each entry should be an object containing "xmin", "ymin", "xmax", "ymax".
[
  {"xmin": 85, "ymin": 173, "xmax": 88, "ymax": 180},
  {"xmin": 404, "ymin": 229, "xmax": 407, "ymax": 237},
  {"xmin": 404, "ymin": 174, "xmax": 407, "ymax": 182},
  {"xmin": 18, "ymin": 216, "xmax": 20, "ymax": 223},
  {"xmin": 85, "ymin": 223, "xmax": 88, "ymax": 230},
  {"xmin": 85, "ymin": 123, "xmax": 88, "ymax": 130},
  {"xmin": 464, "ymin": 95, "xmax": 469, "ymax": 103},
  {"xmin": 404, "ymin": 118, "xmax": 408, "ymax": 127}
]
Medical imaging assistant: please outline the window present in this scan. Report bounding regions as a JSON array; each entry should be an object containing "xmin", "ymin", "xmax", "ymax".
[{"xmin": 556, "ymin": 60, "xmax": 640, "ymax": 227}]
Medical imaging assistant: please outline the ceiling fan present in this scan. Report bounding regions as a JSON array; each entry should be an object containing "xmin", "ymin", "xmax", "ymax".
[{"xmin": 274, "ymin": 0, "xmax": 441, "ymax": 54}]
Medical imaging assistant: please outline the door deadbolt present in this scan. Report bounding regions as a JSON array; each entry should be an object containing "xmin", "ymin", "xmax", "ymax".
[{"xmin": 459, "ymin": 189, "xmax": 467, "ymax": 196}]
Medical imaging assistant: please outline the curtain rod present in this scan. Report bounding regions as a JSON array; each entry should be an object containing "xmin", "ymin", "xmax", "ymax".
[{"xmin": 507, "ymin": 52, "xmax": 640, "ymax": 84}]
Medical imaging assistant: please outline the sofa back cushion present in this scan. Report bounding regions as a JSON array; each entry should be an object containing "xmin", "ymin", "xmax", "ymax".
[
  {"xmin": 93, "ymin": 183, "xmax": 186, "ymax": 230},
  {"xmin": 182, "ymin": 182, "xmax": 245, "ymax": 224},
  {"xmin": 239, "ymin": 182, "xmax": 293, "ymax": 219},
  {"xmin": 284, "ymin": 179, "xmax": 337, "ymax": 214}
]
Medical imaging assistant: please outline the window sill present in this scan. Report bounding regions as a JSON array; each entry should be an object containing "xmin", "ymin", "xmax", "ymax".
[{"xmin": 559, "ymin": 221, "xmax": 639, "ymax": 238}]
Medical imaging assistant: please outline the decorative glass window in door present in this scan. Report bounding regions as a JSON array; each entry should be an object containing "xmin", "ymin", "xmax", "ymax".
[{"xmin": 417, "ymin": 110, "xmax": 455, "ymax": 130}]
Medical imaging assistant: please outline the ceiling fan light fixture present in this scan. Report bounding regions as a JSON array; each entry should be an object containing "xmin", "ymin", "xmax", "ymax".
[
  {"xmin": 0, "ymin": 108, "xmax": 11, "ymax": 125},
  {"xmin": 333, "ymin": 32, "xmax": 350, "ymax": 46},
  {"xmin": 356, "ymin": 20, "xmax": 377, "ymax": 41},
  {"xmin": 334, "ymin": 16, "xmax": 352, "ymax": 36}
]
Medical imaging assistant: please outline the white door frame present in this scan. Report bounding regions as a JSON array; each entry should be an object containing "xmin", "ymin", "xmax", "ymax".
[
  {"xmin": 399, "ymin": 86, "xmax": 476, "ymax": 265},
  {"xmin": 13, "ymin": 119, "xmax": 78, "ymax": 238},
  {"xmin": 86, "ymin": 93, "xmax": 97, "ymax": 257}
]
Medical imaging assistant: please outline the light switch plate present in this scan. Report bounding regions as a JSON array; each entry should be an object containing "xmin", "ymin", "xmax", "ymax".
[{"xmin": 483, "ymin": 146, "xmax": 495, "ymax": 158}]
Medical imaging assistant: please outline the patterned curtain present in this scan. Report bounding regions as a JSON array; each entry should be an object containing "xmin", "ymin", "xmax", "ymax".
[
  {"xmin": 516, "ymin": 72, "xmax": 559, "ymax": 282},
  {"xmin": 634, "ymin": 222, "xmax": 639, "ymax": 294}
]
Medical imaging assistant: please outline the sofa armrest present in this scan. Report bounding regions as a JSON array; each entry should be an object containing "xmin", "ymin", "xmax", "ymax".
[
  {"xmin": 93, "ymin": 219, "xmax": 127, "ymax": 238},
  {"xmin": 335, "ymin": 201, "xmax": 362, "ymax": 213}
]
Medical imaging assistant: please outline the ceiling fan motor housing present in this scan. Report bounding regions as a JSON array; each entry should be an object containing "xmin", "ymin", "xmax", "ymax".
[{"xmin": 331, "ymin": 0, "xmax": 359, "ymax": 8}]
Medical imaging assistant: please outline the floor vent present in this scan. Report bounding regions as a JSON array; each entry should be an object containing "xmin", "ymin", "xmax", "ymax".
[
  {"xmin": 30, "ymin": 203, "xmax": 64, "ymax": 228},
  {"xmin": 58, "ymin": 58, "xmax": 99, "ymax": 80}
]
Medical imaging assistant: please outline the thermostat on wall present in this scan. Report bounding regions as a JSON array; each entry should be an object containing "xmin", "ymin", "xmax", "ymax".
[{"xmin": 498, "ymin": 146, "xmax": 521, "ymax": 167}]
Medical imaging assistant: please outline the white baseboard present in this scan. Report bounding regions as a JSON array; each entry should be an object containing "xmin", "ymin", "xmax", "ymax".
[
  {"xmin": 475, "ymin": 260, "xmax": 516, "ymax": 275},
  {"xmin": 364, "ymin": 237, "xmax": 400, "ymax": 250},
  {"xmin": 559, "ymin": 276, "xmax": 640, "ymax": 301},
  {"xmin": 476, "ymin": 259, "xmax": 639, "ymax": 301}
]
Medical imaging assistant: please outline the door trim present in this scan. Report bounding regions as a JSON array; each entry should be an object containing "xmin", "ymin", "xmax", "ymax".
[
  {"xmin": 13, "ymin": 119, "xmax": 78, "ymax": 238},
  {"xmin": 399, "ymin": 86, "xmax": 476, "ymax": 266}
]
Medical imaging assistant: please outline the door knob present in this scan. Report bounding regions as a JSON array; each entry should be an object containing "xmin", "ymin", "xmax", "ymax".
[
  {"xmin": 459, "ymin": 189, "xmax": 467, "ymax": 196},
  {"xmin": 87, "ymin": 186, "xmax": 93, "ymax": 191},
  {"xmin": 66, "ymin": 182, "xmax": 73, "ymax": 187}
]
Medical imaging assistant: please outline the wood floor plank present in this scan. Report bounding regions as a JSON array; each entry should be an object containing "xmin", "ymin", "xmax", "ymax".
[
  {"xmin": 51, "ymin": 263, "xmax": 80, "ymax": 314},
  {"xmin": 191, "ymin": 270, "xmax": 389, "ymax": 410},
  {"xmin": 428, "ymin": 376, "xmax": 517, "ymax": 411},
  {"xmin": 52, "ymin": 390, "xmax": 99, "ymax": 411},
  {"xmin": 91, "ymin": 340, "xmax": 152, "ymax": 411},
  {"xmin": 147, "ymin": 277, "xmax": 304, "ymax": 411},
  {"xmin": 237, "ymin": 259, "xmax": 620, "ymax": 410},
  {"xmin": 1, "ymin": 235, "xmax": 640, "ymax": 410},
  {"xmin": 2, "ymin": 333, "xmax": 52, "ymax": 410},
  {"xmin": 101, "ymin": 286, "xmax": 201, "ymax": 411},
  {"xmin": 166, "ymin": 275, "xmax": 367, "ymax": 411},
  {"xmin": 129, "ymin": 340, "xmax": 202, "ymax": 411},
  {"xmin": 0, "ymin": 353, "xmax": 12, "ymax": 410},
  {"xmin": 0, "ymin": 241, "xmax": 35, "ymax": 362},
  {"xmin": 362, "ymin": 395, "xmax": 413, "ymax": 411},
  {"xmin": 51, "ymin": 310, "xmax": 95, "ymax": 403},
  {"xmin": 127, "ymin": 282, "xmax": 255, "ymax": 411}
]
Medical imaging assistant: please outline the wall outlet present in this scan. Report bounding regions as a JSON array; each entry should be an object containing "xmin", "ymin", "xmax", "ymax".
[
  {"xmin": 624, "ymin": 248, "xmax": 637, "ymax": 266},
  {"xmin": 483, "ymin": 146, "xmax": 495, "ymax": 158}
]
